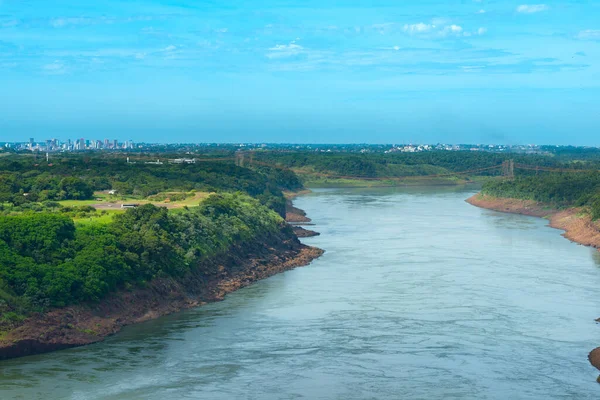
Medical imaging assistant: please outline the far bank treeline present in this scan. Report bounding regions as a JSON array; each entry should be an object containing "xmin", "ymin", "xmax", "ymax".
[
  {"xmin": 253, "ymin": 150, "xmax": 600, "ymax": 179},
  {"xmin": 481, "ymin": 172, "xmax": 600, "ymax": 219}
]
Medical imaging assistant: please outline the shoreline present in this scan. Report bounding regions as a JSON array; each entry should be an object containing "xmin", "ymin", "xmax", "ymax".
[
  {"xmin": 0, "ymin": 195, "xmax": 324, "ymax": 361},
  {"xmin": 466, "ymin": 193, "xmax": 600, "ymax": 377},
  {"xmin": 301, "ymin": 180, "xmax": 481, "ymax": 189},
  {"xmin": 466, "ymin": 193, "xmax": 600, "ymax": 250}
]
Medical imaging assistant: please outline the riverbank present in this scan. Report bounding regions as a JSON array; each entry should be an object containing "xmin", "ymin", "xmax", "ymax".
[
  {"xmin": 466, "ymin": 194, "xmax": 600, "ymax": 250},
  {"xmin": 0, "ymin": 198, "xmax": 324, "ymax": 361},
  {"xmin": 300, "ymin": 176, "xmax": 480, "ymax": 188},
  {"xmin": 466, "ymin": 193, "xmax": 600, "ymax": 377},
  {"xmin": 292, "ymin": 226, "xmax": 320, "ymax": 238}
]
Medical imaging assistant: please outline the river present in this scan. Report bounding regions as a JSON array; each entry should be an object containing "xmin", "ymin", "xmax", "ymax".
[{"xmin": 1, "ymin": 187, "xmax": 600, "ymax": 399}]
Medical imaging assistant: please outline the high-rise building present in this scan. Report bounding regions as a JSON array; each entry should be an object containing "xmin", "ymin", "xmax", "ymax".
[
  {"xmin": 104, "ymin": 139, "xmax": 109, "ymax": 148},
  {"xmin": 79, "ymin": 138, "xmax": 85, "ymax": 150},
  {"xmin": 29, "ymin": 138, "xmax": 34, "ymax": 149},
  {"xmin": 113, "ymin": 139, "xmax": 118, "ymax": 149}
]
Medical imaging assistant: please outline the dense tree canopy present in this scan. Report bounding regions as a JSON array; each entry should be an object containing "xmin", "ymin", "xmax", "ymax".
[
  {"xmin": 482, "ymin": 172, "xmax": 600, "ymax": 219},
  {"xmin": 0, "ymin": 193, "xmax": 285, "ymax": 310},
  {"xmin": 0, "ymin": 155, "xmax": 302, "ymax": 217},
  {"xmin": 253, "ymin": 151, "xmax": 600, "ymax": 179}
]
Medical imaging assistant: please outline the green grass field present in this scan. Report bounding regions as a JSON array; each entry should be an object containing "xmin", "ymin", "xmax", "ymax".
[
  {"xmin": 58, "ymin": 199, "xmax": 103, "ymax": 207},
  {"xmin": 72, "ymin": 210, "xmax": 124, "ymax": 227},
  {"xmin": 59, "ymin": 191, "xmax": 210, "ymax": 209}
]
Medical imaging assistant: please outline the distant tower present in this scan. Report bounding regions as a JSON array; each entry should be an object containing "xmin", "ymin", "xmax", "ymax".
[
  {"xmin": 502, "ymin": 160, "xmax": 515, "ymax": 179},
  {"xmin": 46, "ymin": 152, "xmax": 49, "ymax": 163},
  {"xmin": 235, "ymin": 152, "xmax": 245, "ymax": 167}
]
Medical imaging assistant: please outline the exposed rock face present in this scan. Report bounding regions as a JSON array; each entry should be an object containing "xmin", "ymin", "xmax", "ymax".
[
  {"xmin": 0, "ymin": 229, "xmax": 324, "ymax": 361},
  {"xmin": 285, "ymin": 199, "xmax": 312, "ymax": 224},
  {"xmin": 588, "ymin": 347, "xmax": 600, "ymax": 373},
  {"xmin": 292, "ymin": 226, "xmax": 320, "ymax": 238}
]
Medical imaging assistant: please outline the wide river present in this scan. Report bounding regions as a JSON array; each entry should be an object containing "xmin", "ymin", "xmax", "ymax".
[{"xmin": 2, "ymin": 187, "xmax": 600, "ymax": 399}]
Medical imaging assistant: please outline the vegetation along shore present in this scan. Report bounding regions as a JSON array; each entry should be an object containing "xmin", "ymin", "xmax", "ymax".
[
  {"xmin": 3, "ymin": 147, "xmax": 600, "ymax": 374},
  {"xmin": 0, "ymin": 154, "xmax": 324, "ymax": 360}
]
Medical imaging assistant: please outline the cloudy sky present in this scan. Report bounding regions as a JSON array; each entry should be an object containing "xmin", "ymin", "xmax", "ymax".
[{"xmin": 1, "ymin": 0, "xmax": 599, "ymax": 144}]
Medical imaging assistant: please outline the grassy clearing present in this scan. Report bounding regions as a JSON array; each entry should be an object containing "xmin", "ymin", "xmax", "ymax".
[
  {"xmin": 61, "ymin": 191, "xmax": 211, "ymax": 209},
  {"xmin": 167, "ymin": 191, "xmax": 211, "ymax": 207},
  {"xmin": 58, "ymin": 199, "xmax": 101, "ymax": 207},
  {"xmin": 73, "ymin": 210, "xmax": 123, "ymax": 227}
]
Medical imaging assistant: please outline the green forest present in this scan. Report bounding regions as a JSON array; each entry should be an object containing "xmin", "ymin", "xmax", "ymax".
[
  {"xmin": 0, "ymin": 155, "xmax": 302, "ymax": 217},
  {"xmin": 0, "ymin": 193, "xmax": 286, "ymax": 318},
  {"xmin": 3, "ymin": 149, "xmax": 600, "ymax": 331},
  {"xmin": 0, "ymin": 154, "xmax": 304, "ymax": 331},
  {"xmin": 253, "ymin": 151, "xmax": 600, "ymax": 181},
  {"xmin": 482, "ymin": 172, "xmax": 600, "ymax": 220}
]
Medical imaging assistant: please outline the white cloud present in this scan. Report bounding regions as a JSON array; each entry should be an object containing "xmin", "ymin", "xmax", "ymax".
[
  {"xmin": 403, "ymin": 21, "xmax": 485, "ymax": 38},
  {"xmin": 267, "ymin": 42, "xmax": 305, "ymax": 58},
  {"xmin": 577, "ymin": 30, "xmax": 600, "ymax": 40},
  {"xmin": 269, "ymin": 43, "xmax": 303, "ymax": 51},
  {"xmin": 403, "ymin": 23, "xmax": 434, "ymax": 35},
  {"xmin": 372, "ymin": 22, "xmax": 395, "ymax": 35},
  {"xmin": 49, "ymin": 15, "xmax": 164, "ymax": 28},
  {"xmin": 516, "ymin": 4, "xmax": 548, "ymax": 13},
  {"xmin": 162, "ymin": 45, "xmax": 177, "ymax": 52},
  {"xmin": 50, "ymin": 17, "xmax": 92, "ymax": 28},
  {"xmin": 477, "ymin": 9, "xmax": 486, "ymax": 14},
  {"xmin": 42, "ymin": 61, "xmax": 67, "ymax": 75},
  {"xmin": 448, "ymin": 25, "xmax": 463, "ymax": 33}
]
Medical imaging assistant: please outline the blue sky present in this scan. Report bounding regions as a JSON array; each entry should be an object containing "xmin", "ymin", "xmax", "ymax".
[{"xmin": 1, "ymin": 0, "xmax": 599, "ymax": 144}]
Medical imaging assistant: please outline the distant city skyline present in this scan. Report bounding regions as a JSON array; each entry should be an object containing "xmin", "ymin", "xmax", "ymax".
[
  {"xmin": 6, "ymin": 139, "xmax": 592, "ymax": 154},
  {"xmin": 1, "ymin": 1, "xmax": 599, "ymax": 145},
  {"xmin": 7, "ymin": 137, "xmax": 135, "ymax": 152}
]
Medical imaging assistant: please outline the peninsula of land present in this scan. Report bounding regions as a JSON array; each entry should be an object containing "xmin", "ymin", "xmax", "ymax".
[{"xmin": 0, "ymin": 199, "xmax": 323, "ymax": 360}]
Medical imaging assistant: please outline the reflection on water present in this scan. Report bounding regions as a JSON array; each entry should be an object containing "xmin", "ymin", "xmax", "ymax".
[
  {"xmin": 1, "ymin": 187, "xmax": 600, "ymax": 400},
  {"xmin": 591, "ymin": 249, "xmax": 600, "ymax": 267}
]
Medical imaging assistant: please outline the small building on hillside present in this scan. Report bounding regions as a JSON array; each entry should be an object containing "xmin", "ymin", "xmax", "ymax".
[
  {"xmin": 121, "ymin": 203, "xmax": 139, "ymax": 209},
  {"xmin": 169, "ymin": 158, "xmax": 196, "ymax": 164}
]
